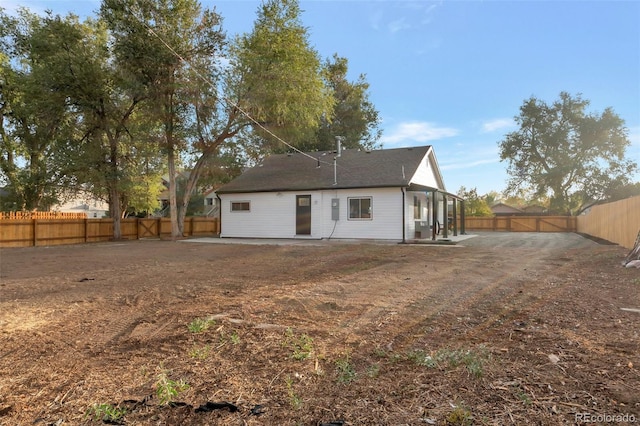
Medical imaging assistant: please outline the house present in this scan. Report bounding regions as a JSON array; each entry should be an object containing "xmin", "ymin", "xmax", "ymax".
[
  {"xmin": 215, "ymin": 145, "xmax": 464, "ymax": 241},
  {"xmin": 157, "ymin": 171, "xmax": 218, "ymax": 217},
  {"xmin": 53, "ymin": 193, "xmax": 109, "ymax": 218},
  {"xmin": 522, "ymin": 204, "xmax": 547, "ymax": 215},
  {"xmin": 0, "ymin": 187, "xmax": 109, "ymax": 218},
  {"xmin": 491, "ymin": 202, "xmax": 524, "ymax": 216}
]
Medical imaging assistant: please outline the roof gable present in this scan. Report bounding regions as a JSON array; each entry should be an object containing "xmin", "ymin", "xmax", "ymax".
[{"xmin": 217, "ymin": 146, "xmax": 444, "ymax": 194}]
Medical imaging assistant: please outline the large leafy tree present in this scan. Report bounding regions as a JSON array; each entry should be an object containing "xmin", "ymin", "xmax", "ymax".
[
  {"xmin": 101, "ymin": 0, "xmax": 225, "ymax": 238},
  {"xmin": 229, "ymin": 0, "xmax": 333, "ymax": 149},
  {"xmin": 103, "ymin": 0, "xmax": 334, "ymax": 237},
  {"xmin": 219, "ymin": 0, "xmax": 329, "ymax": 166},
  {"xmin": 313, "ymin": 54, "xmax": 381, "ymax": 152},
  {"xmin": 499, "ymin": 92, "xmax": 637, "ymax": 215},
  {"xmin": 39, "ymin": 12, "xmax": 157, "ymax": 238},
  {"xmin": 0, "ymin": 10, "xmax": 78, "ymax": 211}
]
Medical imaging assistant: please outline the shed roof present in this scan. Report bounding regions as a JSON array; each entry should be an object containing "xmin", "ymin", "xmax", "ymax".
[{"xmin": 217, "ymin": 146, "xmax": 439, "ymax": 194}]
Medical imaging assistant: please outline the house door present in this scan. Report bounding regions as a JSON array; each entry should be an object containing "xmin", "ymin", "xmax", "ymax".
[{"xmin": 296, "ymin": 195, "xmax": 311, "ymax": 235}]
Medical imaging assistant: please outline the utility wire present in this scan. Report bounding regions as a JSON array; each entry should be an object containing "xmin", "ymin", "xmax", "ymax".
[{"xmin": 126, "ymin": 4, "xmax": 334, "ymax": 167}]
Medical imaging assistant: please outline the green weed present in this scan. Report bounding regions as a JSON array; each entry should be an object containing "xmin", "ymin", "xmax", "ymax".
[
  {"xmin": 446, "ymin": 404, "xmax": 473, "ymax": 425},
  {"xmin": 155, "ymin": 370, "xmax": 190, "ymax": 405},
  {"xmin": 285, "ymin": 376, "xmax": 303, "ymax": 410},
  {"xmin": 407, "ymin": 346, "xmax": 488, "ymax": 378},
  {"xmin": 187, "ymin": 317, "xmax": 215, "ymax": 333},
  {"xmin": 88, "ymin": 403, "xmax": 127, "ymax": 423},
  {"xmin": 189, "ymin": 344, "xmax": 211, "ymax": 360},
  {"xmin": 406, "ymin": 349, "xmax": 437, "ymax": 368},
  {"xmin": 517, "ymin": 390, "xmax": 532, "ymax": 406},
  {"xmin": 283, "ymin": 328, "xmax": 314, "ymax": 360},
  {"xmin": 335, "ymin": 355, "xmax": 357, "ymax": 384},
  {"xmin": 366, "ymin": 363, "xmax": 381, "ymax": 378}
]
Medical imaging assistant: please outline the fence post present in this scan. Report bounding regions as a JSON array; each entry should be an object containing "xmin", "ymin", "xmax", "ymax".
[
  {"xmin": 33, "ymin": 219, "xmax": 37, "ymax": 247},
  {"xmin": 84, "ymin": 218, "xmax": 88, "ymax": 243}
]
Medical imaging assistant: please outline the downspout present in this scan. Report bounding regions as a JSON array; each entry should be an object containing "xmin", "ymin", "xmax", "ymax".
[
  {"xmin": 401, "ymin": 187, "xmax": 406, "ymax": 243},
  {"xmin": 216, "ymin": 193, "xmax": 222, "ymax": 236}
]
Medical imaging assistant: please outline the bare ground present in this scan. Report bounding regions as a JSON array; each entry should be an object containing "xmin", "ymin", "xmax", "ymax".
[{"xmin": 0, "ymin": 232, "xmax": 639, "ymax": 425}]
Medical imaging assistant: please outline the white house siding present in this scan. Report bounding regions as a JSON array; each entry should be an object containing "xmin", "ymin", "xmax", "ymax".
[
  {"xmin": 220, "ymin": 191, "xmax": 323, "ymax": 239},
  {"xmin": 317, "ymin": 187, "xmax": 404, "ymax": 240},
  {"xmin": 221, "ymin": 187, "xmax": 406, "ymax": 240},
  {"xmin": 409, "ymin": 153, "xmax": 442, "ymax": 190}
]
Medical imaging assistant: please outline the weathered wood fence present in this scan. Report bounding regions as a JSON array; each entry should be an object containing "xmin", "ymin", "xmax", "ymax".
[
  {"xmin": 1, "ymin": 211, "xmax": 87, "ymax": 220},
  {"xmin": 576, "ymin": 195, "xmax": 640, "ymax": 249},
  {"xmin": 464, "ymin": 195, "xmax": 640, "ymax": 249},
  {"xmin": 464, "ymin": 216, "xmax": 577, "ymax": 233},
  {"xmin": 0, "ymin": 217, "xmax": 219, "ymax": 248}
]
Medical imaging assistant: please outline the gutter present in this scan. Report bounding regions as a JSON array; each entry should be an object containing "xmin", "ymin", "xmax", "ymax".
[{"xmin": 401, "ymin": 187, "xmax": 406, "ymax": 243}]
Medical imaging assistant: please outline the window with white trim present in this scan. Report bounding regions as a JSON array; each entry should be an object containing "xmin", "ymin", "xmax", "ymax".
[
  {"xmin": 231, "ymin": 201, "xmax": 250, "ymax": 212},
  {"xmin": 414, "ymin": 195, "xmax": 421, "ymax": 219},
  {"xmin": 348, "ymin": 197, "xmax": 372, "ymax": 220}
]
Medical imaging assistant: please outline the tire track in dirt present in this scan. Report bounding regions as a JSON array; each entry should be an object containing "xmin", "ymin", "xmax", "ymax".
[
  {"xmin": 341, "ymin": 246, "xmax": 548, "ymax": 351},
  {"xmin": 259, "ymin": 245, "xmax": 545, "ymax": 353}
]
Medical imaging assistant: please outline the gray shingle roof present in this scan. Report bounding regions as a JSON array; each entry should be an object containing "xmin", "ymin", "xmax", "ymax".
[{"xmin": 216, "ymin": 146, "xmax": 433, "ymax": 194}]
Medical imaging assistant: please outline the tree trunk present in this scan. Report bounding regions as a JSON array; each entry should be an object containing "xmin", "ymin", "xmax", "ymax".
[
  {"xmin": 167, "ymin": 144, "xmax": 182, "ymax": 239},
  {"xmin": 109, "ymin": 185, "xmax": 122, "ymax": 240}
]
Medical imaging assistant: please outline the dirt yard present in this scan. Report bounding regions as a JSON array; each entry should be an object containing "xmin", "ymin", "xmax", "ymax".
[{"xmin": 0, "ymin": 232, "xmax": 639, "ymax": 425}]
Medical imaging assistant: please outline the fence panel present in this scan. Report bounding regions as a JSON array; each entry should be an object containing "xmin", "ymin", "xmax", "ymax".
[
  {"xmin": 34, "ymin": 219, "xmax": 87, "ymax": 246},
  {"xmin": 0, "ymin": 217, "xmax": 219, "ymax": 248},
  {"xmin": 577, "ymin": 196, "xmax": 640, "ymax": 249},
  {"xmin": 0, "ymin": 220, "xmax": 34, "ymax": 247},
  {"xmin": 0, "ymin": 211, "xmax": 87, "ymax": 220},
  {"xmin": 465, "ymin": 216, "xmax": 576, "ymax": 233}
]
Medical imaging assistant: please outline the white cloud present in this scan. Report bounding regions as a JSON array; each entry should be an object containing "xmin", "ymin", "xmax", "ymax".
[
  {"xmin": 388, "ymin": 18, "xmax": 411, "ymax": 33},
  {"xmin": 440, "ymin": 157, "xmax": 499, "ymax": 171},
  {"xmin": 481, "ymin": 118, "xmax": 514, "ymax": 133},
  {"xmin": 381, "ymin": 121, "xmax": 458, "ymax": 146},
  {"xmin": 370, "ymin": 1, "xmax": 441, "ymax": 34}
]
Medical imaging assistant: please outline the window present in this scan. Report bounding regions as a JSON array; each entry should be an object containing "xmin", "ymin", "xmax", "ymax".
[
  {"xmin": 231, "ymin": 201, "xmax": 250, "ymax": 212},
  {"xmin": 205, "ymin": 198, "xmax": 214, "ymax": 206},
  {"xmin": 414, "ymin": 195, "xmax": 421, "ymax": 219},
  {"xmin": 348, "ymin": 197, "xmax": 372, "ymax": 220}
]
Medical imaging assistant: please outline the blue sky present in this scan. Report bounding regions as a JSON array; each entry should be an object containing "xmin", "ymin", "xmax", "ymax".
[{"xmin": 5, "ymin": 0, "xmax": 640, "ymax": 195}]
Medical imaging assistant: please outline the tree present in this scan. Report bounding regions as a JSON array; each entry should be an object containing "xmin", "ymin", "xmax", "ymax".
[
  {"xmin": 101, "ymin": 0, "xmax": 226, "ymax": 238},
  {"xmin": 0, "ymin": 10, "xmax": 77, "ymax": 211},
  {"xmin": 457, "ymin": 186, "xmax": 492, "ymax": 217},
  {"xmin": 229, "ymin": 0, "xmax": 333, "ymax": 149},
  {"xmin": 499, "ymin": 92, "xmax": 637, "ymax": 215},
  {"xmin": 313, "ymin": 54, "xmax": 381, "ymax": 152}
]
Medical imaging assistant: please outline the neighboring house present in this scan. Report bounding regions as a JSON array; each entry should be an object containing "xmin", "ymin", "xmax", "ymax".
[
  {"xmin": 203, "ymin": 188, "xmax": 219, "ymax": 216},
  {"xmin": 0, "ymin": 186, "xmax": 108, "ymax": 218},
  {"xmin": 491, "ymin": 203, "xmax": 549, "ymax": 216},
  {"xmin": 216, "ymin": 145, "xmax": 462, "ymax": 241},
  {"xmin": 522, "ymin": 204, "xmax": 547, "ymax": 214},
  {"xmin": 52, "ymin": 192, "xmax": 109, "ymax": 218},
  {"xmin": 157, "ymin": 171, "xmax": 218, "ymax": 217},
  {"xmin": 491, "ymin": 202, "xmax": 524, "ymax": 216}
]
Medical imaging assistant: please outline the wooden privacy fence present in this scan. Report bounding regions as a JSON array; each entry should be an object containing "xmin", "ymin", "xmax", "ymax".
[
  {"xmin": 465, "ymin": 216, "xmax": 577, "ymax": 233},
  {"xmin": 1, "ymin": 211, "xmax": 87, "ymax": 220},
  {"xmin": 576, "ymin": 195, "xmax": 640, "ymax": 249},
  {"xmin": 0, "ymin": 217, "xmax": 219, "ymax": 248}
]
